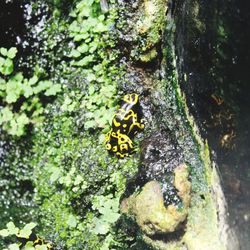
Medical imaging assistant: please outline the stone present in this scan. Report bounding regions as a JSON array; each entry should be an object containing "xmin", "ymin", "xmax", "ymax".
[{"xmin": 121, "ymin": 164, "xmax": 191, "ymax": 235}]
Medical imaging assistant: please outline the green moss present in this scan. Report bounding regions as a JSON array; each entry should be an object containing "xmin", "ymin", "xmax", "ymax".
[
  {"xmin": 139, "ymin": 48, "xmax": 158, "ymax": 62},
  {"xmin": 160, "ymin": 17, "xmax": 227, "ymax": 250},
  {"xmin": 1, "ymin": 0, "xmax": 230, "ymax": 249},
  {"xmin": 126, "ymin": 0, "xmax": 168, "ymax": 62},
  {"xmin": 32, "ymin": 110, "xmax": 140, "ymax": 248},
  {"xmin": 1, "ymin": 0, "xmax": 139, "ymax": 249}
]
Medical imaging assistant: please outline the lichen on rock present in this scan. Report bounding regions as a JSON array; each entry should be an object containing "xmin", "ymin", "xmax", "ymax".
[
  {"xmin": 136, "ymin": 0, "xmax": 168, "ymax": 62},
  {"xmin": 121, "ymin": 163, "xmax": 191, "ymax": 236},
  {"xmin": 118, "ymin": 0, "xmax": 168, "ymax": 62}
]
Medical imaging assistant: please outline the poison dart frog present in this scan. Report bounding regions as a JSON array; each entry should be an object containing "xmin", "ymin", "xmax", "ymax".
[
  {"xmin": 105, "ymin": 93, "xmax": 144, "ymax": 158},
  {"xmin": 18, "ymin": 233, "xmax": 53, "ymax": 249}
]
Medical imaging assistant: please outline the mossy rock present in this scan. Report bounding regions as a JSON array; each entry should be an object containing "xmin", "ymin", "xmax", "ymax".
[{"xmin": 121, "ymin": 164, "xmax": 191, "ymax": 235}]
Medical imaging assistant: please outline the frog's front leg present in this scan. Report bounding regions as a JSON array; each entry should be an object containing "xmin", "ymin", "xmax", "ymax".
[{"xmin": 127, "ymin": 113, "xmax": 145, "ymax": 134}]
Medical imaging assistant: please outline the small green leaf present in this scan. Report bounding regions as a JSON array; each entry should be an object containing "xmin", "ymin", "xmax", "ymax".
[
  {"xmin": 28, "ymin": 75, "xmax": 39, "ymax": 86},
  {"xmin": 102, "ymin": 211, "xmax": 120, "ymax": 223},
  {"xmin": 50, "ymin": 167, "xmax": 61, "ymax": 182},
  {"xmin": 44, "ymin": 84, "xmax": 61, "ymax": 96},
  {"xmin": 74, "ymin": 175, "xmax": 83, "ymax": 186},
  {"xmin": 88, "ymin": 85, "xmax": 95, "ymax": 95},
  {"xmin": 77, "ymin": 44, "xmax": 88, "ymax": 54},
  {"xmin": 18, "ymin": 222, "xmax": 36, "ymax": 238},
  {"xmin": 35, "ymin": 245, "xmax": 47, "ymax": 250},
  {"xmin": 33, "ymin": 80, "xmax": 52, "ymax": 94},
  {"xmin": 12, "ymin": 72, "xmax": 24, "ymax": 82},
  {"xmin": 73, "ymin": 33, "xmax": 89, "ymax": 42},
  {"xmin": 0, "ymin": 48, "xmax": 8, "ymax": 56},
  {"xmin": 8, "ymin": 244, "xmax": 20, "ymax": 250},
  {"xmin": 72, "ymin": 55, "xmax": 94, "ymax": 67},
  {"xmin": 6, "ymin": 92, "xmax": 18, "ymax": 103},
  {"xmin": 23, "ymin": 241, "xmax": 34, "ymax": 250},
  {"xmin": 92, "ymin": 218, "xmax": 109, "ymax": 235},
  {"xmin": 18, "ymin": 229, "xmax": 32, "ymax": 239},
  {"xmin": 67, "ymin": 214, "xmax": 77, "ymax": 228},
  {"xmin": 5, "ymin": 78, "xmax": 22, "ymax": 103},
  {"xmin": 86, "ymin": 73, "xmax": 96, "ymax": 82},
  {"xmin": 1, "ymin": 58, "xmax": 13, "ymax": 75},
  {"xmin": 23, "ymin": 84, "xmax": 34, "ymax": 98},
  {"xmin": 0, "ymin": 229, "xmax": 9, "ymax": 237},
  {"xmin": 0, "ymin": 56, "xmax": 5, "ymax": 66},
  {"xmin": 23, "ymin": 223, "xmax": 37, "ymax": 231},
  {"xmin": 6, "ymin": 222, "xmax": 19, "ymax": 235},
  {"xmin": 84, "ymin": 119, "xmax": 96, "ymax": 129},
  {"xmin": 79, "ymin": 7, "xmax": 91, "ymax": 17},
  {"xmin": 0, "ymin": 107, "xmax": 13, "ymax": 123},
  {"xmin": 16, "ymin": 113, "xmax": 29, "ymax": 128},
  {"xmin": 0, "ymin": 78, "xmax": 6, "ymax": 90},
  {"xmin": 7, "ymin": 48, "xmax": 18, "ymax": 59},
  {"xmin": 89, "ymin": 41, "xmax": 98, "ymax": 53},
  {"xmin": 98, "ymin": 15, "xmax": 105, "ymax": 21},
  {"xmin": 93, "ymin": 22, "xmax": 108, "ymax": 33},
  {"xmin": 68, "ymin": 20, "xmax": 79, "ymax": 32},
  {"xmin": 68, "ymin": 49, "xmax": 81, "ymax": 58}
]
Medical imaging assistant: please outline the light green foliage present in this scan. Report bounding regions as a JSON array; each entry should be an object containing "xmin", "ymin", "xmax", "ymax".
[
  {"xmin": 0, "ymin": 222, "xmax": 48, "ymax": 250},
  {"xmin": 65, "ymin": 0, "xmax": 119, "ymax": 130},
  {"xmin": 0, "ymin": 47, "xmax": 61, "ymax": 136},
  {"xmin": 28, "ymin": 1, "xmax": 133, "ymax": 248},
  {"xmin": 0, "ymin": 222, "xmax": 19, "ymax": 237},
  {"xmin": 82, "ymin": 81, "xmax": 117, "ymax": 129},
  {"xmin": 5, "ymin": 243, "xmax": 19, "ymax": 250},
  {"xmin": 68, "ymin": 0, "xmax": 109, "ymax": 62},
  {"xmin": 18, "ymin": 223, "xmax": 37, "ymax": 239},
  {"xmin": 91, "ymin": 195, "xmax": 120, "ymax": 235},
  {"xmin": 0, "ymin": 47, "xmax": 16, "ymax": 75},
  {"xmin": 32, "ymin": 110, "xmax": 139, "ymax": 248},
  {"xmin": 1, "ymin": 0, "xmax": 137, "ymax": 249},
  {"xmin": 0, "ymin": 222, "xmax": 36, "ymax": 238}
]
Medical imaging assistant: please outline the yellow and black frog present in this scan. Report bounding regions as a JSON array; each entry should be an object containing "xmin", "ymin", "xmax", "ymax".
[
  {"xmin": 105, "ymin": 93, "xmax": 144, "ymax": 158},
  {"xmin": 18, "ymin": 233, "xmax": 53, "ymax": 249}
]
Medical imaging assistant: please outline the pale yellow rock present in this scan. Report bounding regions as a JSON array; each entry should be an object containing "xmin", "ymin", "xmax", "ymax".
[{"xmin": 121, "ymin": 163, "xmax": 191, "ymax": 235}]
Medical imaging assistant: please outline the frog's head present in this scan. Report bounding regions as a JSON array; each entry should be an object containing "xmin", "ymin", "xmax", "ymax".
[{"xmin": 123, "ymin": 93, "xmax": 139, "ymax": 105}]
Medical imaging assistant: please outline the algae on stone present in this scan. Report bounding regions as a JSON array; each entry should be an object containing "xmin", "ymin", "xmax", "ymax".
[
  {"xmin": 134, "ymin": 0, "xmax": 168, "ymax": 62},
  {"xmin": 121, "ymin": 164, "xmax": 191, "ymax": 236}
]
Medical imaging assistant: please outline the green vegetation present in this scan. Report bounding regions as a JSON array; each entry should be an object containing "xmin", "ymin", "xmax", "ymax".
[
  {"xmin": 0, "ymin": 222, "xmax": 50, "ymax": 250},
  {"xmin": 32, "ymin": 112, "xmax": 139, "ymax": 248},
  {"xmin": 0, "ymin": 47, "xmax": 61, "ymax": 136},
  {"xmin": 0, "ymin": 0, "xmax": 227, "ymax": 249},
  {"xmin": 67, "ymin": 0, "xmax": 119, "ymax": 130},
  {"xmin": 1, "ymin": 0, "xmax": 140, "ymax": 249}
]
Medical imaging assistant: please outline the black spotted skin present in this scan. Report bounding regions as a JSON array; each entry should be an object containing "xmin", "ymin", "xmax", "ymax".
[{"xmin": 105, "ymin": 93, "xmax": 144, "ymax": 158}]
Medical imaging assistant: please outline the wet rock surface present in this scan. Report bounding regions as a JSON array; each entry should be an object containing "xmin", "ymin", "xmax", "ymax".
[
  {"xmin": 123, "ymin": 130, "xmax": 184, "ymax": 205},
  {"xmin": 121, "ymin": 128, "xmax": 191, "ymax": 238},
  {"xmin": 117, "ymin": 0, "xmax": 168, "ymax": 63},
  {"xmin": 140, "ymin": 130, "xmax": 183, "ymax": 179}
]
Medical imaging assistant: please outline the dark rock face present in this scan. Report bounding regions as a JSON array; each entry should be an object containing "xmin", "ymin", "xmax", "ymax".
[
  {"xmin": 140, "ymin": 130, "xmax": 184, "ymax": 180},
  {"xmin": 123, "ymin": 129, "xmax": 185, "ymax": 208}
]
